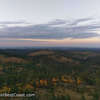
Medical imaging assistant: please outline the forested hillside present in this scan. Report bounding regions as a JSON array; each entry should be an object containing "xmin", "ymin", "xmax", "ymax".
[{"xmin": 0, "ymin": 49, "xmax": 100, "ymax": 100}]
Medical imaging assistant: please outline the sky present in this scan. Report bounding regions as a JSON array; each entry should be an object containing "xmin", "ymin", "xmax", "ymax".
[{"xmin": 0, "ymin": 0, "xmax": 100, "ymax": 48}]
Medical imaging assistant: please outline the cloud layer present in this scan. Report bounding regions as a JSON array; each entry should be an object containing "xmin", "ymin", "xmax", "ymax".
[{"xmin": 0, "ymin": 18, "xmax": 100, "ymax": 39}]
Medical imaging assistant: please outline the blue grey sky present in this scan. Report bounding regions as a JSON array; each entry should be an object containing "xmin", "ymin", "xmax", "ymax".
[{"xmin": 0, "ymin": 0, "xmax": 100, "ymax": 47}]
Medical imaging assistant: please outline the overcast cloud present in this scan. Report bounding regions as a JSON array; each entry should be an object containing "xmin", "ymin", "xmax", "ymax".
[{"xmin": 0, "ymin": 18, "xmax": 100, "ymax": 39}]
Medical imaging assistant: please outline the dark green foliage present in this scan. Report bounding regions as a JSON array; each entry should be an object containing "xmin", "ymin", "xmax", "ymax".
[
  {"xmin": 92, "ymin": 92, "xmax": 99, "ymax": 100},
  {"xmin": 80, "ymin": 95, "xmax": 86, "ymax": 100},
  {"xmin": 66, "ymin": 95, "xmax": 71, "ymax": 100}
]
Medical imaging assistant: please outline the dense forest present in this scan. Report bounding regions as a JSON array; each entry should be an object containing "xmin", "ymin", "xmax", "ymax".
[{"xmin": 0, "ymin": 48, "xmax": 100, "ymax": 100}]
